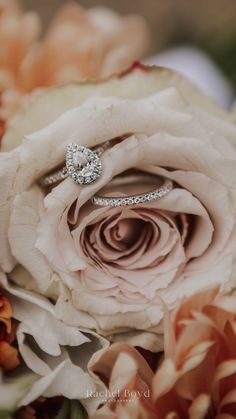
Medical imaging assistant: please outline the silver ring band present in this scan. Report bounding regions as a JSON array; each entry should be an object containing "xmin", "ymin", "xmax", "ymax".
[
  {"xmin": 39, "ymin": 141, "xmax": 110, "ymax": 187},
  {"xmin": 39, "ymin": 166, "xmax": 68, "ymax": 187},
  {"xmin": 92, "ymin": 176, "xmax": 173, "ymax": 207}
]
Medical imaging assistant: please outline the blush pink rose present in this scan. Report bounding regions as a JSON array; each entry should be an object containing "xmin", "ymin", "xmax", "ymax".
[{"xmin": 1, "ymin": 66, "xmax": 236, "ymax": 348}]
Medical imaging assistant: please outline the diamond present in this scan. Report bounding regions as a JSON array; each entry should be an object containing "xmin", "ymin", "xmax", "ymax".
[
  {"xmin": 67, "ymin": 143, "xmax": 73, "ymax": 151},
  {"xmin": 66, "ymin": 144, "xmax": 102, "ymax": 185},
  {"xmin": 73, "ymin": 151, "xmax": 88, "ymax": 167}
]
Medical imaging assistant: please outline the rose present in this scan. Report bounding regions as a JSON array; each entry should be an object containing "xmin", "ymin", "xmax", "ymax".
[{"xmin": 1, "ymin": 65, "xmax": 236, "ymax": 348}]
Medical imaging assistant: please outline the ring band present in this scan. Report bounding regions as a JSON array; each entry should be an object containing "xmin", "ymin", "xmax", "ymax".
[
  {"xmin": 39, "ymin": 141, "xmax": 110, "ymax": 187},
  {"xmin": 92, "ymin": 176, "xmax": 173, "ymax": 207}
]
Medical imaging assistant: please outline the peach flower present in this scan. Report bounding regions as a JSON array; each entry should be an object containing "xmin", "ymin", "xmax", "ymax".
[
  {"xmin": 0, "ymin": 288, "xmax": 20, "ymax": 372},
  {"xmin": 91, "ymin": 287, "xmax": 236, "ymax": 418},
  {"xmin": 90, "ymin": 342, "xmax": 155, "ymax": 419},
  {"xmin": 0, "ymin": 0, "xmax": 40, "ymax": 123},
  {"xmin": 0, "ymin": 0, "xmax": 149, "ymax": 134},
  {"xmin": 1, "ymin": 66, "xmax": 236, "ymax": 349},
  {"xmin": 18, "ymin": 4, "xmax": 150, "ymax": 89},
  {"xmin": 151, "ymin": 287, "xmax": 236, "ymax": 418}
]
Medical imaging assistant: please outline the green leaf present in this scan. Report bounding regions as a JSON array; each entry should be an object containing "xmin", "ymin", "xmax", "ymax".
[
  {"xmin": 54, "ymin": 399, "xmax": 70, "ymax": 419},
  {"xmin": 54, "ymin": 399, "xmax": 85, "ymax": 419},
  {"xmin": 70, "ymin": 400, "xmax": 85, "ymax": 419},
  {"xmin": 0, "ymin": 372, "xmax": 37, "ymax": 418},
  {"xmin": 0, "ymin": 409, "xmax": 12, "ymax": 419}
]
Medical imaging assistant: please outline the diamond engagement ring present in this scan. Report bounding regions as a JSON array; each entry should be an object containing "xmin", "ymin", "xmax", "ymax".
[
  {"xmin": 39, "ymin": 141, "xmax": 110, "ymax": 187},
  {"xmin": 92, "ymin": 174, "xmax": 174, "ymax": 207}
]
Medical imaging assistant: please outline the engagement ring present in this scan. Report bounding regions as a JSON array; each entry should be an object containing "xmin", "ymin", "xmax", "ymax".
[{"xmin": 39, "ymin": 140, "xmax": 110, "ymax": 187}]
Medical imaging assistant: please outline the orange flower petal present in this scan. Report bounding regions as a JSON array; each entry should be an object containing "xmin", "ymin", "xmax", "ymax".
[
  {"xmin": 166, "ymin": 414, "xmax": 181, "ymax": 419},
  {"xmin": 174, "ymin": 287, "xmax": 219, "ymax": 338},
  {"xmin": 0, "ymin": 294, "xmax": 13, "ymax": 319},
  {"xmin": 220, "ymin": 388, "xmax": 236, "ymax": 411},
  {"xmin": 213, "ymin": 360, "xmax": 236, "ymax": 388},
  {"xmin": 152, "ymin": 359, "xmax": 179, "ymax": 400},
  {"xmin": 91, "ymin": 342, "xmax": 153, "ymax": 387},
  {"xmin": 188, "ymin": 394, "xmax": 210, "ymax": 419},
  {"xmin": 0, "ymin": 340, "xmax": 20, "ymax": 371},
  {"xmin": 0, "ymin": 317, "xmax": 12, "ymax": 335}
]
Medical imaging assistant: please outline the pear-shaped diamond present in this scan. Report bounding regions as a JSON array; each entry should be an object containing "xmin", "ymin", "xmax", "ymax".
[
  {"xmin": 66, "ymin": 143, "xmax": 102, "ymax": 185},
  {"xmin": 73, "ymin": 150, "xmax": 88, "ymax": 168}
]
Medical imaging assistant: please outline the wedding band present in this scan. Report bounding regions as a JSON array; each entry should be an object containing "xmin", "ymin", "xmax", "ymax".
[
  {"xmin": 92, "ymin": 175, "xmax": 173, "ymax": 207},
  {"xmin": 39, "ymin": 141, "xmax": 110, "ymax": 187}
]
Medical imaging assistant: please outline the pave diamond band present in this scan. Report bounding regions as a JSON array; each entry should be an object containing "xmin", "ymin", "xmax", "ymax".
[
  {"xmin": 40, "ymin": 141, "xmax": 110, "ymax": 187},
  {"xmin": 92, "ymin": 176, "xmax": 174, "ymax": 207},
  {"xmin": 39, "ymin": 166, "xmax": 68, "ymax": 187}
]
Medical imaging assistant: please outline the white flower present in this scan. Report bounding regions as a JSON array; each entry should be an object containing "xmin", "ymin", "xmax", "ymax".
[{"xmin": 0, "ymin": 271, "xmax": 108, "ymax": 414}]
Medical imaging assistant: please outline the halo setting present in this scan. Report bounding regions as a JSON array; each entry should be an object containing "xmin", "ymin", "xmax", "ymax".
[{"xmin": 66, "ymin": 143, "xmax": 102, "ymax": 185}]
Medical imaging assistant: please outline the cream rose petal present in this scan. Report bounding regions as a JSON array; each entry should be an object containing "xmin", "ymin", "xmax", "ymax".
[
  {"xmin": 13, "ymin": 90, "xmax": 195, "ymax": 185},
  {"xmin": 147, "ymin": 165, "xmax": 234, "ymax": 267},
  {"xmin": 8, "ymin": 186, "xmax": 53, "ymax": 293},
  {"xmin": 0, "ymin": 370, "xmax": 36, "ymax": 416},
  {"xmin": 0, "ymin": 271, "xmax": 109, "ymax": 414},
  {"xmin": 0, "ymin": 151, "xmax": 19, "ymax": 271}
]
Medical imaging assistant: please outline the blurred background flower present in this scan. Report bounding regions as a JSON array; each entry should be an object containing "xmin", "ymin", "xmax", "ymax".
[
  {"xmin": 21, "ymin": 0, "xmax": 236, "ymax": 89},
  {"xmin": 0, "ymin": 0, "xmax": 149, "ymax": 137},
  {"xmin": 0, "ymin": 289, "xmax": 20, "ymax": 373},
  {"xmin": 2, "ymin": 0, "xmax": 236, "ymax": 132}
]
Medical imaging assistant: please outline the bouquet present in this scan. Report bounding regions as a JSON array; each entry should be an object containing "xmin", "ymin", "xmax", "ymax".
[{"xmin": 1, "ymin": 2, "xmax": 236, "ymax": 419}]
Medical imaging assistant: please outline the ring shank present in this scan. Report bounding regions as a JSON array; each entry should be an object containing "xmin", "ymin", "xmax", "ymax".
[
  {"xmin": 92, "ymin": 176, "xmax": 173, "ymax": 207},
  {"xmin": 39, "ymin": 166, "xmax": 68, "ymax": 187}
]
